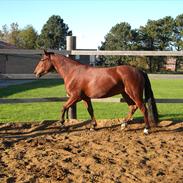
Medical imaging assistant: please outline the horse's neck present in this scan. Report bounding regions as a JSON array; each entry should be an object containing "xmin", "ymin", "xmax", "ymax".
[{"xmin": 51, "ymin": 55, "xmax": 79, "ymax": 79}]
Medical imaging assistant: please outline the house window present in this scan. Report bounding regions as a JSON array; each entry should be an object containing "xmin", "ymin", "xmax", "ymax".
[
  {"xmin": 75, "ymin": 55, "xmax": 80, "ymax": 60},
  {"xmin": 90, "ymin": 55, "xmax": 95, "ymax": 66}
]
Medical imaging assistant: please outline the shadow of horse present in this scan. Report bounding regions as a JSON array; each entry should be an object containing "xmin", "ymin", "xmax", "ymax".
[
  {"xmin": 0, "ymin": 118, "xmax": 182, "ymax": 148},
  {"xmin": 0, "ymin": 120, "xmax": 92, "ymax": 147}
]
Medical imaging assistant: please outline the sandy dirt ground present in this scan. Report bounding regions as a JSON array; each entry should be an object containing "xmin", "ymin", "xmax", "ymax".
[{"xmin": 0, "ymin": 119, "xmax": 182, "ymax": 183}]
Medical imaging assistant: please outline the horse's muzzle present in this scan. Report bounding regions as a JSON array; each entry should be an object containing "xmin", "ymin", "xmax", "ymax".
[
  {"xmin": 34, "ymin": 71, "xmax": 41, "ymax": 78},
  {"xmin": 36, "ymin": 74, "xmax": 41, "ymax": 78}
]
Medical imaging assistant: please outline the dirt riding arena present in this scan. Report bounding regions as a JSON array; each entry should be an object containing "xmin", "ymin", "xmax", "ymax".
[{"xmin": 0, "ymin": 119, "xmax": 182, "ymax": 183}]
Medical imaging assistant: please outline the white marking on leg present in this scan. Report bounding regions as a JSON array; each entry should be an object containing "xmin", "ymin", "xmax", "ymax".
[
  {"xmin": 121, "ymin": 122, "xmax": 127, "ymax": 130},
  {"xmin": 143, "ymin": 128, "xmax": 149, "ymax": 135}
]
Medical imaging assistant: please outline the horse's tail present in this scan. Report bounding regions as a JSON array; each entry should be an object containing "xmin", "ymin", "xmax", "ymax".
[{"xmin": 142, "ymin": 72, "xmax": 159, "ymax": 126}]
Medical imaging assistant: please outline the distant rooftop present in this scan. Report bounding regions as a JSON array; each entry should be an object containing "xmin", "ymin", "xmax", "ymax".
[{"xmin": 0, "ymin": 40, "xmax": 16, "ymax": 49}]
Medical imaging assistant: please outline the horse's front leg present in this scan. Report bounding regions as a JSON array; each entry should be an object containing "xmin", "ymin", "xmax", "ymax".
[
  {"xmin": 60, "ymin": 96, "xmax": 79, "ymax": 126},
  {"xmin": 60, "ymin": 107, "xmax": 67, "ymax": 125}
]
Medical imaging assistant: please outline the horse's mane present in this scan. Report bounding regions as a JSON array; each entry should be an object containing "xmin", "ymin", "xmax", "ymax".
[
  {"xmin": 47, "ymin": 51, "xmax": 55, "ymax": 55},
  {"xmin": 55, "ymin": 53, "xmax": 88, "ymax": 67},
  {"xmin": 45, "ymin": 50, "xmax": 90, "ymax": 67}
]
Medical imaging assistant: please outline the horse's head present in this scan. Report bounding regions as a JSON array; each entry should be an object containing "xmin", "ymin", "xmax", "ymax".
[{"xmin": 34, "ymin": 50, "xmax": 55, "ymax": 78}]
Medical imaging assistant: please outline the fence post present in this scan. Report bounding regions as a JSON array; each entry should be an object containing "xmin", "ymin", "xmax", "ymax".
[{"xmin": 66, "ymin": 36, "xmax": 77, "ymax": 119}]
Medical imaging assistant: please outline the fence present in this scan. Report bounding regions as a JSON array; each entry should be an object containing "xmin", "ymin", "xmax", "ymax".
[{"xmin": 0, "ymin": 36, "xmax": 183, "ymax": 119}]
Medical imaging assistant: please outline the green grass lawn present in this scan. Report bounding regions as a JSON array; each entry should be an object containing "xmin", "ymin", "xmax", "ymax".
[{"xmin": 0, "ymin": 79, "xmax": 183, "ymax": 122}]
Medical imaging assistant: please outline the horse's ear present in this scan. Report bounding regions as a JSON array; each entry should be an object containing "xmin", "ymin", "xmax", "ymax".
[{"xmin": 44, "ymin": 49, "xmax": 49, "ymax": 56}]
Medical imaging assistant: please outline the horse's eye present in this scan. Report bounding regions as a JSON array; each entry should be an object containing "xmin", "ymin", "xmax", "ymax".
[{"xmin": 41, "ymin": 58, "xmax": 49, "ymax": 61}]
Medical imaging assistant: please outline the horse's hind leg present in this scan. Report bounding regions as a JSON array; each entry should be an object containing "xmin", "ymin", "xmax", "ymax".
[
  {"xmin": 121, "ymin": 92, "xmax": 138, "ymax": 129},
  {"xmin": 125, "ymin": 92, "xmax": 150, "ymax": 134},
  {"xmin": 83, "ymin": 98, "xmax": 97, "ymax": 129},
  {"xmin": 136, "ymin": 101, "xmax": 150, "ymax": 134}
]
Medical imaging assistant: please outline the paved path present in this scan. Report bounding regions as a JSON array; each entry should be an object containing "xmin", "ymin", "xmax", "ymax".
[{"xmin": 149, "ymin": 74, "xmax": 183, "ymax": 79}]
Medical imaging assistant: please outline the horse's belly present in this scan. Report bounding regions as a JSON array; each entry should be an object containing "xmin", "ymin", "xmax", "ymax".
[
  {"xmin": 85, "ymin": 84, "xmax": 123, "ymax": 98},
  {"xmin": 94, "ymin": 91, "xmax": 121, "ymax": 98}
]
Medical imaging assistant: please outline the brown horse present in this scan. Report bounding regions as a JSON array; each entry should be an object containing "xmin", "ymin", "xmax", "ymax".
[{"xmin": 34, "ymin": 50, "xmax": 158, "ymax": 134}]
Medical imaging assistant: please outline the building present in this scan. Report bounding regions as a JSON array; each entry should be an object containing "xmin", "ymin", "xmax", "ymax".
[
  {"xmin": 74, "ymin": 49, "xmax": 97, "ymax": 66},
  {"xmin": 164, "ymin": 57, "xmax": 176, "ymax": 71},
  {"xmin": 0, "ymin": 41, "xmax": 40, "ymax": 75}
]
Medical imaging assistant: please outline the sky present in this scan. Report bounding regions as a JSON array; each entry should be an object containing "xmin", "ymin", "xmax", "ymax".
[{"xmin": 0, "ymin": 0, "xmax": 182, "ymax": 49}]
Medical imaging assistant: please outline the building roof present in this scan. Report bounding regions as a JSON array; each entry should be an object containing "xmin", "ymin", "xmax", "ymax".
[{"xmin": 0, "ymin": 40, "xmax": 16, "ymax": 49}]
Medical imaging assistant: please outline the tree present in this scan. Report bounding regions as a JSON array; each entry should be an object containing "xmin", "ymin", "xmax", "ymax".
[
  {"xmin": 99, "ymin": 22, "xmax": 133, "ymax": 66},
  {"xmin": 173, "ymin": 13, "xmax": 183, "ymax": 51},
  {"xmin": 0, "ymin": 24, "xmax": 9, "ymax": 42},
  {"xmin": 0, "ymin": 23, "xmax": 21, "ymax": 46},
  {"xmin": 138, "ymin": 17, "xmax": 174, "ymax": 72},
  {"xmin": 37, "ymin": 15, "xmax": 72, "ymax": 49},
  {"xmin": 139, "ymin": 20, "xmax": 157, "ymax": 51},
  {"xmin": 154, "ymin": 16, "xmax": 174, "ymax": 51},
  {"xmin": 9, "ymin": 23, "xmax": 20, "ymax": 45},
  {"xmin": 173, "ymin": 14, "xmax": 183, "ymax": 71},
  {"xmin": 17, "ymin": 25, "xmax": 38, "ymax": 49},
  {"xmin": 99, "ymin": 16, "xmax": 176, "ymax": 71},
  {"xmin": 0, "ymin": 30, "xmax": 3, "ymax": 40},
  {"xmin": 129, "ymin": 28, "xmax": 142, "ymax": 50}
]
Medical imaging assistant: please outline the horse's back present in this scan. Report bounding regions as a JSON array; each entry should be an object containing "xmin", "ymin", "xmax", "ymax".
[
  {"xmin": 80, "ymin": 65, "xmax": 143, "ymax": 98},
  {"xmin": 116, "ymin": 65, "xmax": 144, "ymax": 81}
]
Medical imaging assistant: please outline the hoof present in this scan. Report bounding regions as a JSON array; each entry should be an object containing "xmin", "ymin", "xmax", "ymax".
[
  {"xmin": 89, "ymin": 127, "xmax": 95, "ymax": 131},
  {"xmin": 90, "ymin": 121, "xmax": 97, "ymax": 130},
  {"xmin": 60, "ymin": 123, "xmax": 65, "ymax": 129},
  {"xmin": 143, "ymin": 128, "xmax": 149, "ymax": 135},
  {"xmin": 60, "ymin": 123, "xmax": 65, "ymax": 127},
  {"xmin": 59, "ymin": 119, "xmax": 65, "ymax": 125},
  {"xmin": 121, "ymin": 122, "xmax": 127, "ymax": 130},
  {"xmin": 90, "ymin": 124, "xmax": 97, "ymax": 131},
  {"xmin": 59, "ymin": 121, "xmax": 66, "ymax": 129},
  {"xmin": 60, "ymin": 124, "xmax": 69, "ymax": 131}
]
